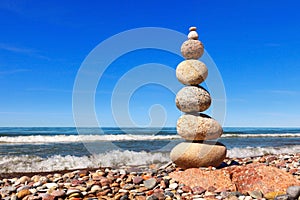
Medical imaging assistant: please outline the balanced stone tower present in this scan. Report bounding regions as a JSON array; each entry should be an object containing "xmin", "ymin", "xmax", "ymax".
[{"xmin": 170, "ymin": 27, "xmax": 227, "ymax": 169}]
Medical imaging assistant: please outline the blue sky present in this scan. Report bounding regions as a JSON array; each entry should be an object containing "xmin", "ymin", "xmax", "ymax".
[{"xmin": 0, "ymin": 0, "xmax": 300, "ymax": 127}]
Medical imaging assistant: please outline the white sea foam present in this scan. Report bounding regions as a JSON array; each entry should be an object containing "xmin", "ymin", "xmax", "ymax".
[
  {"xmin": 1, "ymin": 133, "xmax": 300, "ymax": 144},
  {"xmin": 0, "ymin": 134, "xmax": 181, "ymax": 144},
  {"xmin": 227, "ymin": 145, "xmax": 300, "ymax": 158},
  {"xmin": 222, "ymin": 133, "xmax": 300, "ymax": 138},
  {"xmin": 1, "ymin": 146, "xmax": 300, "ymax": 173},
  {"xmin": 0, "ymin": 150, "xmax": 170, "ymax": 173}
]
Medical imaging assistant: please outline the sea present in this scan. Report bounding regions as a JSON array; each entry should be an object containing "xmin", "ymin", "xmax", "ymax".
[{"xmin": 0, "ymin": 127, "xmax": 300, "ymax": 173}]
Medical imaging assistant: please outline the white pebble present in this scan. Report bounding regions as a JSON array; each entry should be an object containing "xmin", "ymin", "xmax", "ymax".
[
  {"xmin": 188, "ymin": 31, "xmax": 198, "ymax": 40},
  {"xmin": 169, "ymin": 183, "xmax": 178, "ymax": 190}
]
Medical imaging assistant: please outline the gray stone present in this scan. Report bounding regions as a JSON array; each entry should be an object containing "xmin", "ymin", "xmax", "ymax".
[
  {"xmin": 122, "ymin": 184, "xmax": 135, "ymax": 190},
  {"xmin": 287, "ymin": 185, "xmax": 300, "ymax": 199},
  {"xmin": 11, "ymin": 194, "xmax": 17, "ymax": 200},
  {"xmin": 248, "ymin": 190, "xmax": 263, "ymax": 199},
  {"xmin": 133, "ymin": 176, "xmax": 143, "ymax": 184},
  {"xmin": 120, "ymin": 195, "xmax": 129, "ymax": 200},
  {"xmin": 164, "ymin": 190, "xmax": 174, "ymax": 197},
  {"xmin": 1, "ymin": 186, "xmax": 16, "ymax": 194},
  {"xmin": 177, "ymin": 113, "xmax": 223, "ymax": 141},
  {"xmin": 175, "ymin": 86, "xmax": 211, "ymax": 113},
  {"xmin": 146, "ymin": 195, "xmax": 159, "ymax": 200},
  {"xmin": 143, "ymin": 178, "xmax": 157, "ymax": 189},
  {"xmin": 275, "ymin": 194, "xmax": 289, "ymax": 200},
  {"xmin": 176, "ymin": 60, "xmax": 208, "ymax": 85},
  {"xmin": 17, "ymin": 185, "xmax": 31, "ymax": 192},
  {"xmin": 170, "ymin": 142, "xmax": 227, "ymax": 169},
  {"xmin": 181, "ymin": 39, "xmax": 204, "ymax": 59}
]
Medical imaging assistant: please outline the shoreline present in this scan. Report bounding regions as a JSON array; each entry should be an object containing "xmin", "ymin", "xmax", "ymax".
[
  {"xmin": 1, "ymin": 152, "xmax": 299, "ymax": 179},
  {"xmin": 1, "ymin": 153, "xmax": 299, "ymax": 199}
]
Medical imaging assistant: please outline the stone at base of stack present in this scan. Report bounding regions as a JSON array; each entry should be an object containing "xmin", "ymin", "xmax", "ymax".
[
  {"xmin": 170, "ymin": 142, "xmax": 227, "ymax": 168},
  {"xmin": 170, "ymin": 26, "xmax": 226, "ymax": 169}
]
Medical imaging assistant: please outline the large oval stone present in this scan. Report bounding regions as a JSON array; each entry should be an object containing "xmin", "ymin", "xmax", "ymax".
[
  {"xmin": 176, "ymin": 60, "xmax": 208, "ymax": 85},
  {"xmin": 181, "ymin": 40, "xmax": 204, "ymax": 60},
  {"xmin": 177, "ymin": 113, "xmax": 223, "ymax": 141},
  {"xmin": 175, "ymin": 86, "xmax": 211, "ymax": 112},
  {"xmin": 170, "ymin": 142, "xmax": 227, "ymax": 168}
]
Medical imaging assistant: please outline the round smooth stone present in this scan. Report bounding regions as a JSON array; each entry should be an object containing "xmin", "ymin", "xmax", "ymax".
[
  {"xmin": 176, "ymin": 60, "xmax": 208, "ymax": 85},
  {"xmin": 175, "ymin": 86, "xmax": 211, "ymax": 112},
  {"xmin": 189, "ymin": 26, "xmax": 197, "ymax": 31},
  {"xmin": 170, "ymin": 142, "xmax": 227, "ymax": 168},
  {"xmin": 181, "ymin": 40, "xmax": 204, "ymax": 59},
  {"xmin": 188, "ymin": 31, "xmax": 198, "ymax": 40},
  {"xmin": 177, "ymin": 113, "xmax": 223, "ymax": 141}
]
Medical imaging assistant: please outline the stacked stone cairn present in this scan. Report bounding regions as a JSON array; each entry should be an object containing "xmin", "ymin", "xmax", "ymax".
[{"xmin": 170, "ymin": 26, "xmax": 227, "ymax": 169}]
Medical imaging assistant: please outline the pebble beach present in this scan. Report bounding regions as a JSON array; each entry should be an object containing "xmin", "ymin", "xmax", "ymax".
[{"xmin": 1, "ymin": 153, "xmax": 300, "ymax": 200}]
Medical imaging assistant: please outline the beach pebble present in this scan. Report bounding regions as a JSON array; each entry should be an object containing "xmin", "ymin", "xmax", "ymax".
[
  {"xmin": 18, "ymin": 176, "xmax": 31, "ymax": 184},
  {"xmin": 170, "ymin": 142, "xmax": 227, "ymax": 168},
  {"xmin": 188, "ymin": 31, "xmax": 199, "ymax": 40},
  {"xmin": 44, "ymin": 183, "xmax": 58, "ymax": 189},
  {"xmin": 274, "ymin": 194, "xmax": 289, "ymax": 200},
  {"xmin": 144, "ymin": 178, "xmax": 157, "ymax": 189},
  {"xmin": 146, "ymin": 195, "xmax": 159, "ymax": 200},
  {"xmin": 164, "ymin": 190, "xmax": 174, "ymax": 197},
  {"xmin": 177, "ymin": 113, "xmax": 223, "ymax": 141},
  {"xmin": 133, "ymin": 176, "xmax": 143, "ymax": 184},
  {"xmin": 286, "ymin": 185, "xmax": 300, "ymax": 199},
  {"xmin": 248, "ymin": 190, "xmax": 262, "ymax": 199},
  {"xmin": 66, "ymin": 189, "xmax": 81, "ymax": 196},
  {"xmin": 169, "ymin": 183, "xmax": 178, "ymax": 190},
  {"xmin": 51, "ymin": 190, "xmax": 66, "ymax": 197},
  {"xmin": 90, "ymin": 185, "xmax": 101, "ymax": 193},
  {"xmin": 17, "ymin": 189, "xmax": 31, "ymax": 199},
  {"xmin": 122, "ymin": 184, "xmax": 135, "ymax": 190},
  {"xmin": 181, "ymin": 40, "xmax": 204, "ymax": 59},
  {"xmin": 119, "ymin": 169, "xmax": 127, "ymax": 175},
  {"xmin": 175, "ymin": 86, "xmax": 211, "ymax": 113},
  {"xmin": 176, "ymin": 59, "xmax": 208, "ymax": 85},
  {"xmin": 1, "ymin": 186, "xmax": 17, "ymax": 195}
]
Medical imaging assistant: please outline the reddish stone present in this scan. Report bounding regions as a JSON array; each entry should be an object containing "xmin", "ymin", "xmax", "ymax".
[
  {"xmin": 78, "ymin": 170, "xmax": 88, "ymax": 177},
  {"xmin": 266, "ymin": 155, "xmax": 277, "ymax": 162},
  {"xmin": 192, "ymin": 186, "xmax": 206, "ymax": 195},
  {"xmin": 181, "ymin": 185, "xmax": 192, "ymax": 192},
  {"xmin": 100, "ymin": 178, "xmax": 111, "ymax": 187},
  {"xmin": 92, "ymin": 175, "xmax": 102, "ymax": 181},
  {"xmin": 159, "ymin": 180, "xmax": 167, "ymax": 189},
  {"xmin": 135, "ymin": 196, "xmax": 146, "ymax": 200},
  {"xmin": 71, "ymin": 179, "xmax": 83, "ymax": 186},
  {"xmin": 146, "ymin": 190, "xmax": 154, "ymax": 196},
  {"xmin": 170, "ymin": 168, "xmax": 236, "ymax": 191},
  {"xmin": 153, "ymin": 191, "xmax": 165, "ymax": 200},
  {"xmin": 142, "ymin": 175, "xmax": 152, "ymax": 180},
  {"xmin": 96, "ymin": 189, "xmax": 111, "ymax": 196},
  {"xmin": 138, "ymin": 186, "xmax": 149, "ymax": 192},
  {"xmin": 230, "ymin": 163, "xmax": 300, "ymax": 194},
  {"xmin": 38, "ymin": 193, "xmax": 55, "ymax": 200},
  {"xmin": 207, "ymin": 186, "xmax": 217, "ymax": 192},
  {"xmin": 289, "ymin": 168, "xmax": 299, "ymax": 174}
]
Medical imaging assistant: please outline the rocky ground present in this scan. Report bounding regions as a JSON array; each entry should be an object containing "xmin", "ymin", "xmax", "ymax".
[{"xmin": 1, "ymin": 153, "xmax": 300, "ymax": 200}]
